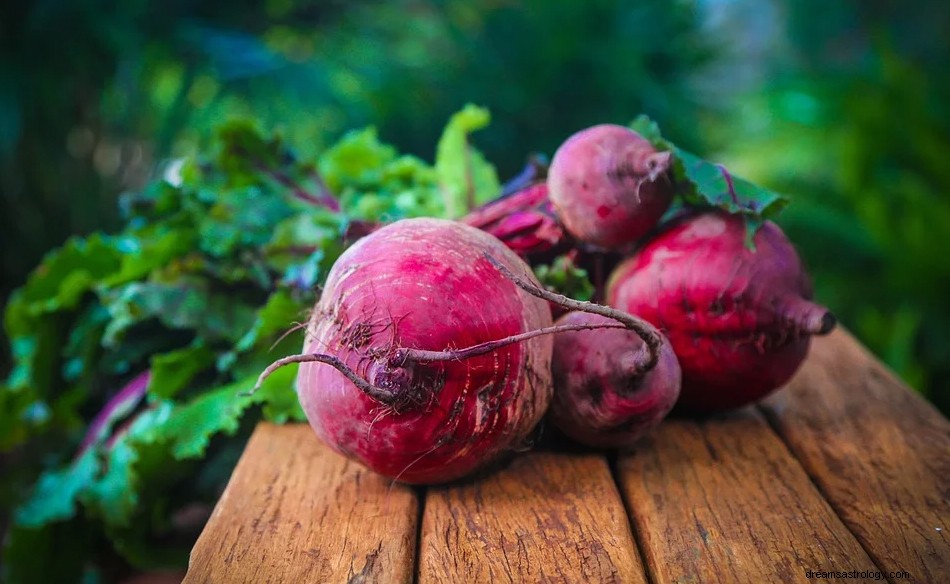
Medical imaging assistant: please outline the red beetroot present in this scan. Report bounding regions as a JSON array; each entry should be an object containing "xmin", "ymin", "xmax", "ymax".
[
  {"xmin": 548, "ymin": 124, "xmax": 673, "ymax": 249},
  {"xmin": 607, "ymin": 211, "xmax": 836, "ymax": 413},
  {"xmin": 290, "ymin": 219, "xmax": 555, "ymax": 483},
  {"xmin": 550, "ymin": 312, "xmax": 681, "ymax": 448}
]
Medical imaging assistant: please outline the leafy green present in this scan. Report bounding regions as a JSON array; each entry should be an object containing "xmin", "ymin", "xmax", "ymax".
[
  {"xmin": 6, "ymin": 235, "xmax": 122, "ymax": 324},
  {"xmin": 631, "ymin": 115, "xmax": 789, "ymax": 240},
  {"xmin": 534, "ymin": 256, "xmax": 595, "ymax": 302},
  {"xmin": 14, "ymin": 450, "xmax": 100, "ymax": 528},
  {"xmin": 101, "ymin": 278, "xmax": 258, "ymax": 346},
  {"xmin": 435, "ymin": 104, "xmax": 501, "ymax": 218},
  {"xmin": 322, "ymin": 127, "xmax": 445, "ymax": 220},
  {"xmin": 234, "ymin": 288, "xmax": 309, "ymax": 353},
  {"xmin": 149, "ymin": 343, "xmax": 216, "ymax": 399}
]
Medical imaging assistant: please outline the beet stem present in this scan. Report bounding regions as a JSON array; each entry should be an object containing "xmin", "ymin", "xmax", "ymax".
[{"xmin": 483, "ymin": 253, "xmax": 662, "ymax": 372}]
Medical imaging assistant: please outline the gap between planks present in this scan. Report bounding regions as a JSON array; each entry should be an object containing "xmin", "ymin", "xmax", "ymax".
[{"xmin": 613, "ymin": 408, "xmax": 881, "ymax": 584}]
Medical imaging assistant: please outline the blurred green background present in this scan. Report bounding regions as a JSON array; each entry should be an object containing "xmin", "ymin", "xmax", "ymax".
[{"xmin": 1, "ymin": 0, "xmax": 948, "ymax": 424}]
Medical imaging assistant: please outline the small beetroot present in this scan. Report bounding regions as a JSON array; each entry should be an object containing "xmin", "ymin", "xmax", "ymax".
[
  {"xmin": 547, "ymin": 124, "xmax": 673, "ymax": 249},
  {"xmin": 550, "ymin": 312, "xmax": 681, "ymax": 448},
  {"xmin": 607, "ymin": 211, "xmax": 835, "ymax": 413}
]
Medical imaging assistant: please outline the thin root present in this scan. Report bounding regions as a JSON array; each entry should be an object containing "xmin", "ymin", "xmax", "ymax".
[{"xmin": 483, "ymin": 253, "xmax": 663, "ymax": 373}]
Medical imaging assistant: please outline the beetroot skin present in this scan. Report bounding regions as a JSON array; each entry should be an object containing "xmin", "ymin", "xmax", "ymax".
[
  {"xmin": 547, "ymin": 124, "xmax": 673, "ymax": 249},
  {"xmin": 296, "ymin": 218, "xmax": 554, "ymax": 484},
  {"xmin": 550, "ymin": 312, "xmax": 681, "ymax": 448},
  {"xmin": 607, "ymin": 211, "xmax": 835, "ymax": 413}
]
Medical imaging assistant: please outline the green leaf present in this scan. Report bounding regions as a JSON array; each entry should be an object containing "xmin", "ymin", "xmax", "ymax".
[
  {"xmin": 630, "ymin": 115, "xmax": 789, "ymax": 237},
  {"xmin": 534, "ymin": 256, "xmax": 595, "ymax": 302},
  {"xmin": 14, "ymin": 449, "xmax": 99, "ymax": 527},
  {"xmin": 83, "ymin": 436, "xmax": 141, "ymax": 526},
  {"xmin": 435, "ymin": 104, "xmax": 500, "ymax": 218},
  {"xmin": 197, "ymin": 186, "xmax": 296, "ymax": 258},
  {"xmin": 159, "ymin": 364, "xmax": 298, "ymax": 460},
  {"xmin": 215, "ymin": 120, "xmax": 286, "ymax": 186},
  {"xmin": 101, "ymin": 278, "xmax": 257, "ymax": 346},
  {"xmin": 264, "ymin": 210, "xmax": 345, "ymax": 279},
  {"xmin": 1, "ymin": 316, "xmax": 66, "ymax": 449},
  {"xmin": 61, "ymin": 303, "xmax": 109, "ymax": 384},
  {"xmin": 149, "ymin": 343, "xmax": 216, "ymax": 399},
  {"xmin": 6, "ymin": 235, "xmax": 122, "ymax": 325},
  {"xmin": 234, "ymin": 288, "xmax": 309, "ymax": 354},
  {"xmin": 102, "ymin": 228, "xmax": 199, "ymax": 287},
  {"xmin": 4, "ymin": 317, "xmax": 61, "ymax": 393},
  {"xmin": 80, "ymin": 404, "xmax": 175, "ymax": 528},
  {"xmin": 319, "ymin": 127, "xmax": 397, "ymax": 192}
]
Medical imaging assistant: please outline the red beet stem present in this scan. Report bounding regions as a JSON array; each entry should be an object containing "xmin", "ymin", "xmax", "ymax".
[{"xmin": 78, "ymin": 370, "xmax": 151, "ymax": 455}]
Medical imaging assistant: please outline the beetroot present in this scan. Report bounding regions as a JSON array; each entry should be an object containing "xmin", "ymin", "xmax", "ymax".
[
  {"xmin": 549, "ymin": 312, "xmax": 681, "ymax": 448},
  {"xmin": 547, "ymin": 124, "xmax": 673, "ymax": 249},
  {"xmin": 281, "ymin": 218, "xmax": 556, "ymax": 483},
  {"xmin": 607, "ymin": 211, "xmax": 836, "ymax": 413}
]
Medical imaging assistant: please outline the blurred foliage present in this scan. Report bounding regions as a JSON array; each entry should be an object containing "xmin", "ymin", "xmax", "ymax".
[{"xmin": 0, "ymin": 0, "xmax": 716, "ymax": 309}]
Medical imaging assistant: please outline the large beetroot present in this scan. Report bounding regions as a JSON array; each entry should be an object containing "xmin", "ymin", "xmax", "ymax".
[
  {"xmin": 607, "ymin": 211, "xmax": 835, "ymax": 413},
  {"xmin": 283, "ymin": 218, "xmax": 556, "ymax": 483}
]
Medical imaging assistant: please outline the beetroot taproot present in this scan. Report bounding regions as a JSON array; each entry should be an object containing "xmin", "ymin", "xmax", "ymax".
[
  {"xmin": 547, "ymin": 124, "xmax": 673, "ymax": 249},
  {"xmin": 607, "ymin": 211, "xmax": 835, "ymax": 413},
  {"xmin": 550, "ymin": 312, "xmax": 681, "ymax": 448}
]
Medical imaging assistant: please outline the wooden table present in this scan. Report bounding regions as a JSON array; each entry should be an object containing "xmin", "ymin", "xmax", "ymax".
[{"xmin": 183, "ymin": 330, "xmax": 950, "ymax": 583}]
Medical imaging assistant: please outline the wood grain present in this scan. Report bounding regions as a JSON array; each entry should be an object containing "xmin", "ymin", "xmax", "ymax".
[
  {"xmin": 419, "ymin": 452, "xmax": 646, "ymax": 584},
  {"xmin": 761, "ymin": 329, "xmax": 950, "ymax": 583},
  {"xmin": 183, "ymin": 423, "xmax": 419, "ymax": 584},
  {"xmin": 617, "ymin": 409, "xmax": 880, "ymax": 584}
]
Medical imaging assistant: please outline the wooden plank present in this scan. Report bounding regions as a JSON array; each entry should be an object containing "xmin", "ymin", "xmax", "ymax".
[
  {"xmin": 419, "ymin": 452, "xmax": 646, "ymax": 584},
  {"xmin": 617, "ymin": 410, "xmax": 881, "ymax": 584},
  {"xmin": 761, "ymin": 329, "xmax": 950, "ymax": 583},
  {"xmin": 183, "ymin": 423, "xmax": 419, "ymax": 584}
]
